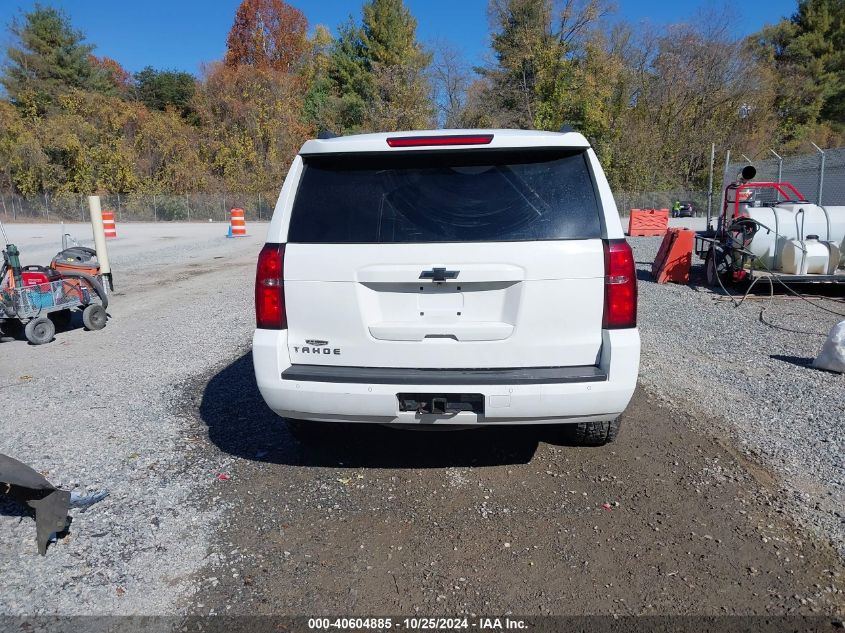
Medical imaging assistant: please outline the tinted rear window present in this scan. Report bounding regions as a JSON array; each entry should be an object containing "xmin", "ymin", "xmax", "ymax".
[{"xmin": 288, "ymin": 149, "xmax": 601, "ymax": 243}]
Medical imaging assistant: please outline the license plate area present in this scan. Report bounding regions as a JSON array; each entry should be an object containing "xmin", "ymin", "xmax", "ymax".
[{"xmin": 397, "ymin": 393, "xmax": 484, "ymax": 415}]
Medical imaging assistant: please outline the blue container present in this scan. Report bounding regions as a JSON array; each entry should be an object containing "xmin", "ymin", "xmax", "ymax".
[{"xmin": 30, "ymin": 290, "xmax": 54, "ymax": 310}]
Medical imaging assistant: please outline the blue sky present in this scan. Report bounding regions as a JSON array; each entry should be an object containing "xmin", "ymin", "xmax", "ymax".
[{"xmin": 0, "ymin": 0, "xmax": 798, "ymax": 76}]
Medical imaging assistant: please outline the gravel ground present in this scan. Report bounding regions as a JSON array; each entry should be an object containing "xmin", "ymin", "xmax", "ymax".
[
  {"xmin": 0, "ymin": 222, "xmax": 265, "ymax": 614},
  {"xmin": 631, "ymin": 235, "xmax": 844, "ymax": 556},
  {"xmin": 189, "ymin": 365, "xmax": 845, "ymax": 616},
  {"xmin": 0, "ymin": 220, "xmax": 842, "ymax": 618}
]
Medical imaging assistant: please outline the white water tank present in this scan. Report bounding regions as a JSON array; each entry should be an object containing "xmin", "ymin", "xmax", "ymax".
[
  {"xmin": 740, "ymin": 203, "xmax": 845, "ymax": 271},
  {"xmin": 780, "ymin": 238, "xmax": 840, "ymax": 275}
]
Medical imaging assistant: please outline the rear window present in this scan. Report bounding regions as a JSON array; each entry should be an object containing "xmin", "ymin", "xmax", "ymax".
[{"xmin": 287, "ymin": 149, "xmax": 601, "ymax": 243}]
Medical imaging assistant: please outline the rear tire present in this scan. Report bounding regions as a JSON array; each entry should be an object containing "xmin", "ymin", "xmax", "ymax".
[
  {"xmin": 565, "ymin": 417, "xmax": 622, "ymax": 446},
  {"xmin": 25, "ymin": 317, "xmax": 55, "ymax": 345},
  {"xmin": 82, "ymin": 304, "xmax": 107, "ymax": 330}
]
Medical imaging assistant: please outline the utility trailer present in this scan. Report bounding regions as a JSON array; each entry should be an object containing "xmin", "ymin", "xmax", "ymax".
[{"xmin": 696, "ymin": 165, "xmax": 845, "ymax": 288}]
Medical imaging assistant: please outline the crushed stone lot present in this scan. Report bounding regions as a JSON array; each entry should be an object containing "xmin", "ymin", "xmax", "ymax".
[
  {"xmin": 0, "ymin": 222, "xmax": 264, "ymax": 615},
  {"xmin": 0, "ymin": 221, "xmax": 843, "ymax": 618},
  {"xmin": 631, "ymin": 230, "xmax": 844, "ymax": 558}
]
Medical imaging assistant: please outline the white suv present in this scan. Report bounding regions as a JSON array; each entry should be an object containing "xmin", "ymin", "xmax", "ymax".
[{"xmin": 253, "ymin": 129, "xmax": 639, "ymax": 445}]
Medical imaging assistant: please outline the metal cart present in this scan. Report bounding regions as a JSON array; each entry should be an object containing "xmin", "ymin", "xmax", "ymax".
[{"xmin": 1, "ymin": 276, "xmax": 107, "ymax": 345}]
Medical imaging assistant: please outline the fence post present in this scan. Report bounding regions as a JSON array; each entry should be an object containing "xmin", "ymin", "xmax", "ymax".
[
  {"xmin": 707, "ymin": 142, "xmax": 715, "ymax": 229},
  {"xmin": 719, "ymin": 150, "xmax": 731, "ymax": 234},
  {"xmin": 117, "ymin": 192, "xmax": 121, "ymax": 222},
  {"xmin": 258, "ymin": 192, "xmax": 262, "ymax": 222},
  {"xmin": 186, "ymin": 193, "xmax": 191, "ymax": 222},
  {"xmin": 153, "ymin": 193, "xmax": 157, "ymax": 222},
  {"xmin": 0, "ymin": 193, "xmax": 7, "ymax": 220},
  {"xmin": 811, "ymin": 143, "xmax": 825, "ymax": 205},
  {"xmin": 44, "ymin": 192, "xmax": 50, "ymax": 222},
  {"xmin": 768, "ymin": 149, "xmax": 783, "ymax": 202}
]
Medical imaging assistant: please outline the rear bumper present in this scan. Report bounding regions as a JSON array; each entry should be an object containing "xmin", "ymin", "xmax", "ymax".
[{"xmin": 252, "ymin": 329, "xmax": 639, "ymax": 426}]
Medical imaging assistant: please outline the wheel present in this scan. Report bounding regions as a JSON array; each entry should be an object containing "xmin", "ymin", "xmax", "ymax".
[
  {"xmin": 24, "ymin": 317, "xmax": 55, "ymax": 345},
  {"xmin": 82, "ymin": 304, "xmax": 107, "ymax": 330},
  {"xmin": 564, "ymin": 417, "xmax": 622, "ymax": 446},
  {"xmin": 50, "ymin": 309, "xmax": 72, "ymax": 330},
  {"xmin": 704, "ymin": 246, "xmax": 733, "ymax": 287}
]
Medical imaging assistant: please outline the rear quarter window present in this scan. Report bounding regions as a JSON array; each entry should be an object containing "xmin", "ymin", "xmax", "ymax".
[{"xmin": 288, "ymin": 148, "xmax": 601, "ymax": 243}]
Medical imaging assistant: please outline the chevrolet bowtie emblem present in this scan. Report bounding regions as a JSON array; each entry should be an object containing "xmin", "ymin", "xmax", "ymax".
[{"xmin": 419, "ymin": 267, "xmax": 459, "ymax": 281}]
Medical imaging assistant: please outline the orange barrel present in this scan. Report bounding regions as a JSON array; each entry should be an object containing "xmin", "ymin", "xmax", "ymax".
[
  {"xmin": 103, "ymin": 210, "xmax": 117, "ymax": 239},
  {"xmin": 229, "ymin": 208, "xmax": 246, "ymax": 237}
]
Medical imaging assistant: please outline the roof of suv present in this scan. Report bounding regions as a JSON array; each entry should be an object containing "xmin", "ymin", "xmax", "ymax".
[{"xmin": 299, "ymin": 129, "xmax": 591, "ymax": 155}]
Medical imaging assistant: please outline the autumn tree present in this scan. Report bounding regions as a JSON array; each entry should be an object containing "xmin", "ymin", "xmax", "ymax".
[
  {"xmin": 604, "ymin": 16, "xmax": 777, "ymax": 192},
  {"xmin": 0, "ymin": 100, "xmax": 47, "ymax": 194},
  {"xmin": 192, "ymin": 63, "xmax": 310, "ymax": 193},
  {"xmin": 224, "ymin": 0, "xmax": 308, "ymax": 72},
  {"xmin": 302, "ymin": 24, "xmax": 341, "ymax": 131},
  {"xmin": 90, "ymin": 55, "xmax": 131, "ymax": 91}
]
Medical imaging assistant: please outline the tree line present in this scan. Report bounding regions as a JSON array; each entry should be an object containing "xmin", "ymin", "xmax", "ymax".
[{"xmin": 0, "ymin": 0, "xmax": 842, "ymax": 201}]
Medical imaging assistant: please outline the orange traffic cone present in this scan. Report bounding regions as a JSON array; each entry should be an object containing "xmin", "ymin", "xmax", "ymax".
[
  {"xmin": 228, "ymin": 208, "xmax": 246, "ymax": 237},
  {"xmin": 103, "ymin": 210, "xmax": 117, "ymax": 239}
]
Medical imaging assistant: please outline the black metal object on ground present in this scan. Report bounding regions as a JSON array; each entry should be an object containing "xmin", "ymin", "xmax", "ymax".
[
  {"xmin": 1, "ymin": 453, "xmax": 108, "ymax": 555},
  {"xmin": 0, "ymin": 453, "xmax": 71, "ymax": 555}
]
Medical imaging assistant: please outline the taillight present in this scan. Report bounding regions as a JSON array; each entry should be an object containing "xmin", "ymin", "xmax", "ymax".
[
  {"xmin": 386, "ymin": 134, "xmax": 494, "ymax": 147},
  {"xmin": 602, "ymin": 239, "xmax": 637, "ymax": 329},
  {"xmin": 255, "ymin": 243, "xmax": 286, "ymax": 329}
]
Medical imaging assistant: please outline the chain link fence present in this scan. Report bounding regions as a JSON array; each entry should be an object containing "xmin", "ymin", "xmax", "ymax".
[
  {"xmin": 614, "ymin": 190, "xmax": 711, "ymax": 217},
  {"xmin": 727, "ymin": 146, "xmax": 845, "ymax": 206},
  {"xmin": 0, "ymin": 192, "xmax": 279, "ymax": 223},
  {"xmin": 4, "ymin": 189, "xmax": 714, "ymax": 222}
]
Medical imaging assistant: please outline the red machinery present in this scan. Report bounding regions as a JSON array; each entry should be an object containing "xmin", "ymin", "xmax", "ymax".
[{"xmin": 694, "ymin": 165, "xmax": 845, "ymax": 287}]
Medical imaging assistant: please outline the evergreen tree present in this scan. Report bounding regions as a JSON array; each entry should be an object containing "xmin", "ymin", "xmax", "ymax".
[
  {"xmin": 324, "ymin": 0, "xmax": 433, "ymax": 132},
  {"xmin": 482, "ymin": 0, "xmax": 606, "ymax": 130},
  {"xmin": 1, "ymin": 5, "xmax": 113, "ymax": 113},
  {"xmin": 485, "ymin": 0, "xmax": 554, "ymax": 128},
  {"xmin": 133, "ymin": 67, "xmax": 197, "ymax": 117},
  {"xmin": 794, "ymin": 0, "xmax": 844, "ymax": 129},
  {"xmin": 361, "ymin": 0, "xmax": 429, "ymax": 68},
  {"xmin": 326, "ymin": 19, "xmax": 371, "ymax": 131},
  {"xmin": 751, "ymin": 0, "xmax": 845, "ymax": 142}
]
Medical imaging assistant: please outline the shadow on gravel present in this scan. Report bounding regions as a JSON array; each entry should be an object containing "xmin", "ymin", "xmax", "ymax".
[
  {"xmin": 770, "ymin": 354, "xmax": 816, "ymax": 369},
  {"xmin": 0, "ymin": 497, "xmax": 31, "ymax": 519},
  {"xmin": 198, "ymin": 352, "xmax": 572, "ymax": 469},
  {"xmin": 635, "ymin": 268, "xmax": 654, "ymax": 282},
  {"xmin": 0, "ymin": 309, "xmax": 92, "ymax": 345}
]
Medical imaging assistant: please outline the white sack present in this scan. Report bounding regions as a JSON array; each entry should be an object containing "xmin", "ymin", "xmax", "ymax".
[{"xmin": 813, "ymin": 320, "xmax": 845, "ymax": 373}]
